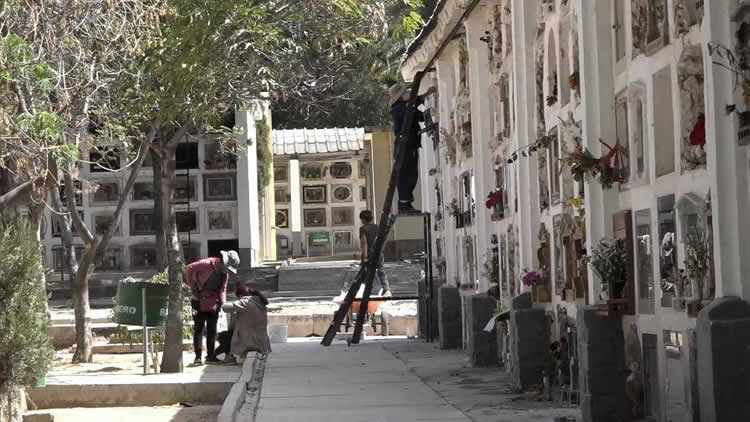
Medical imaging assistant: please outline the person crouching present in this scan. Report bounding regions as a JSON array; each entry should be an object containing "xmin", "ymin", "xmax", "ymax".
[{"xmin": 221, "ymin": 285, "xmax": 272, "ymax": 363}]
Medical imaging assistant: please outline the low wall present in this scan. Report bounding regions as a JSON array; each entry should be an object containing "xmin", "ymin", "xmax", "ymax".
[
  {"xmin": 28, "ymin": 378, "xmax": 232, "ymax": 409},
  {"xmin": 268, "ymin": 313, "xmax": 417, "ymax": 337}
]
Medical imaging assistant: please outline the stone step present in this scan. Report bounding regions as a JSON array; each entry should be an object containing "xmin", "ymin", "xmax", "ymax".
[
  {"xmin": 91, "ymin": 340, "xmax": 193, "ymax": 354},
  {"xmin": 25, "ymin": 406, "xmax": 222, "ymax": 422},
  {"xmin": 49, "ymin": 285, "xmax": 117, "ymax": 300},
  {"xmin": 277, "ymin": 262, "xmax": 423, "ymax": 294},
  {"xmin": 28, "ymin": 372, "xmax": 237, "ymax": 409}
]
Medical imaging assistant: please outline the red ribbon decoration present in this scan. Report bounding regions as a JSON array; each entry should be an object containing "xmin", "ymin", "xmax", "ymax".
[
  {"xmin": 485, "ymin": 190, "xmax": 503, "ymax": 209},
  {"xmin": 689, "ymin": 113, "xmax": 706, "ymax": 148},
  {"xmin": 598, "ymin": 139, "xmax": 628, "ymax": 183}
]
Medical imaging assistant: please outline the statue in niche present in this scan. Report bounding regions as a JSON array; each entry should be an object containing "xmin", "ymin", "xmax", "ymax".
[
  {"xmin": 538, "ymin": 153, "xmax": 550, "ymax": 211},
  {"xmin": 570, "ymin": 11, "xmax": 581, "ymax": 103},
  {"xmin": 553, "ymin": 215, "xmax": 564, "ymax": 296},
  {"xmin": 646, "ymin": 0, "xmax": 668, "ymax": 53},
  {"xmin": 736, "ymin": 21, "xmax": 750, "ymax": 71},
  {"xmin": 632, "ymin": 0, "xmax": 648, "ymax": 58},
  {"xmin": 536, "ymin": 44, "xmax": 545, "ymax": 132},
  {"xmin": 458, "ymin": 38, "xmax": 470, "ymax": 96},
  {"xmin": 678, "ymin": 45, "xmax": 707, "ymax": 170},
  {"xmin": 499, "ymin": 234, "xmax": 508, "ymax": 295},
  {"xmin": 624, "ymin": 324, "xmax": 644, "ymax": 418},
  {"xmin": 549, "ymin": 71, "xmax": 558, "ymax": 102},
  {"xmin": 492, "ymin": 4, "xmax": 503, "ymax": 70},
  {"xmin": 507, "ymin": 226, "xmax": 517, "ymax": 296},
  {"xmin": 674, "ymin": 0, "xmax": 695, "ymax": 36},
  {"xmin": 537, "ymin": 224, "xmax": 552, "ymax": 302}
]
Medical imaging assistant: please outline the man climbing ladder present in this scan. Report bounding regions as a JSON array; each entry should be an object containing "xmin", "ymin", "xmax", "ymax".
[{"xmin": 321, "ymin": 71, "xmax": 426, "ymax": 346}]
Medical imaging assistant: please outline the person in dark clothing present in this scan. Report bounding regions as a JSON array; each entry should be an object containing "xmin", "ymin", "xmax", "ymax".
[
  {"xmin": 390, "ymin": 83, "xmax": 424, "ymax": 215},
  {"xmin": 185, "ymin": 250, "xmax": 240, "ymax": 365},
  {"xmin": 359, "ymin": 210, "xmax": 391, "ymax": 295},
  {"xmin": 215, "ymin": 328, "xmax": 233, "ymax": 360}
]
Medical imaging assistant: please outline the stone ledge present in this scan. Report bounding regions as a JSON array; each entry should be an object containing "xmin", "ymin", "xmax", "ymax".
[{"xmin": 218, "ymin": 354, "xmax": 266, "ymax": 422}]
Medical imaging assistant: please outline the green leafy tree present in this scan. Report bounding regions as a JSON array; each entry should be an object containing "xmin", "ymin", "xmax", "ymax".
[
  {"xmin": 272, "ymin": 0, "xmax": 435, "ymax": 128},
  {"xmin": 125, "ymin": 0, "xmax": 414, "ymax": 372},
  {"xmin": 0, "ymin": 218, "xmax": 53, "ymax": 394},
  {"xmin": 1, "ymin": 0, "xmax": 163, "ymax": 363}
]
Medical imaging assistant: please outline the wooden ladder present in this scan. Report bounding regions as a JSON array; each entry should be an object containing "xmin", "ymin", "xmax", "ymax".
[{"xmin": 321, "ymin": 71, "xmax": 426, "ymax": 346}]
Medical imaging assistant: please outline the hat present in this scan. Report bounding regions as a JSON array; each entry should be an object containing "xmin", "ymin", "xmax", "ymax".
[
  {"xmin": 220, "ymin": 250, "xmax": 240, "ymax": 274},
  {"xmin": 390, "ymin": 83, "xmax": 408, "ymax": 105}
]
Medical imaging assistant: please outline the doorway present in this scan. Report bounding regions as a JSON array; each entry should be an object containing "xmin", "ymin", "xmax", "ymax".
[
  {"xmin": 643, "ymin": 334, "xmax": 660, "ymax": 421},
  {"xmin": 664, "ymin": 330, "xmax": 689, "ymax": 422},
  {"xmin": 207, "ymin": 239, "xmax": 239, "ymax": 260}
]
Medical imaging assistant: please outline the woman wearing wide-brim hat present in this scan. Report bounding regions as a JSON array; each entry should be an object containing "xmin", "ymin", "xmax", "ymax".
[{"xmin": 185, "ymin": 250, "xmax": 240, "ymax": 365}]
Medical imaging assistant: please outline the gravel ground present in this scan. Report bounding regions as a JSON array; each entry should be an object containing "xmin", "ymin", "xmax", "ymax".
[
  {"xmin": 267, "ymin": 299, "xmax": 417, "ymax": 316},
  {"xmin": 31, "ymin": 405, "xmax": 222, "ymax": 422},
  {"xmin": 49, "ymin": 351, "xmax": 238, "ymax": 376}
]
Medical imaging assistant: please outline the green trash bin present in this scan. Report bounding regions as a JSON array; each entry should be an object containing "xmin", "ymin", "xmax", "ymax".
[{"xmin": 113, "ymin": 281, "xmax": 169, "ymax": 327}]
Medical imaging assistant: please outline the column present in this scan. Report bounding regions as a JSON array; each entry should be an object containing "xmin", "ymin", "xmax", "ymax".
[
  {"xmin": 466, "ymin": 11, "xmax": 493, "ymax": 293},
  {"xmin": 576, "ymin": 0, "xmax": 618, "ymax": 303},
  {"xmin": 704, "ymin": 0, "xmax": 750, "ymax": 299},
  {"xmin": 437, "ymin": 52, "xmax": 458, "ymax": 286},
  {"xmin": 510, "ymin": 0, "xmax": 541, "ymax": 289},
  {"xmin": 236, "ymin": 109, "xmax": 260, "ymax": 268},
  {"xmin": 288, "ymin": 158, "xmax": 302, "ymax": 257},
  {"xmin": 698, "ymin": 3, "xmax": 750, "ymax": 420}
]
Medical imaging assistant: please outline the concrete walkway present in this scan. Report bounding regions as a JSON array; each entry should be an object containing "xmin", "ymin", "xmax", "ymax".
[
  {"xmin": 255, "ymin": 339, "xmax": 469, "ymax": 421},
  {"xmin": 252, "ymin": 338, "xmax": 579, "ymax": 422}
]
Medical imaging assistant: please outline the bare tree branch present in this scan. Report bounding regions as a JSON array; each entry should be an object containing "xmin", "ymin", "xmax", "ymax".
[
  {"xmin": 62, "ymin": 170, "xmax": 94, "ymax": 247},
  {"xmin": 95, "ymin": 122, "xmax": 158, "ymax": 256},
  {"xmin": 0, "ymin": 180, "xmax": 33, "ymax": 212}
]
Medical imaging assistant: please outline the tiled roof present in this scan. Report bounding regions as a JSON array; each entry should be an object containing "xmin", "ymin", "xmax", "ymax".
[{"xmin": 272, "ymin": 128, "xmax": 365, "ymax": 156}]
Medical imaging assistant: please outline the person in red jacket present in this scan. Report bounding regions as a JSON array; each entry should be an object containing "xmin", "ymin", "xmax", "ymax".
[{"xmin": 185, "ymin": 250, "xmax": 239, "ymax": 365}]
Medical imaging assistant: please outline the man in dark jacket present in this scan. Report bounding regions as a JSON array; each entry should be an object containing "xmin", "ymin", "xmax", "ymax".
[{"xmin": 390, "ymin": 83, "xmax": 424, "ymax": 215}]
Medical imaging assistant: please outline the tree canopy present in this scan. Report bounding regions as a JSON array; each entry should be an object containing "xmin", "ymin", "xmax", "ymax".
[
  {"xmin": 272, "ymin": 0, "xmax": 436, "ymax": 129},
  {"xmin": 0, "ymin": 0, "xmax": 431, "ymax": 367}
]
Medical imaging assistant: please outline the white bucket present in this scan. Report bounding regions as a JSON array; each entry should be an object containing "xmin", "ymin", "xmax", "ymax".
[
  {"xmin": 268, "ymin": 325, "xmax": 288, "ymax": 344},
  {"xmin": 406, "ymin": 326, "xmax": 417, "ymax": 338}
]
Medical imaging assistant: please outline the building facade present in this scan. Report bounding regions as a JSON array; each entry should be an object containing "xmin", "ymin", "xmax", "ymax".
[
  {"xmin": 402, "ymin": 0, "xmax": 750, "ymax": 420},
  {"xmin": 272, "ymin": 128, "xmax": 426, "ymax": 261},
  {"xmin": 40, "ymin": 108, "xmax": 270, "ymax": 287},
  {"xmin": 272, "ymin": 128, "xmax": 372, "ymax": 259}
]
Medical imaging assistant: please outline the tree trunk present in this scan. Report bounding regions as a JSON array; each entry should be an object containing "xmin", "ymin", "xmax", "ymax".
[
  {"xmin": 50, "ymin": 188, "xmax": 92, "ymax": 362},
  {"xmin": 160, "ymin": 142, "xmax": 185, "ymax": 373},
  {"xmin": 30, "ymin": 201, "xmax": 49, "ymax": 316},
  {"xmin": 71, "ymin": 254, "xmax": 94, "ymax": 363},
  {"xmin": 151, "ymin": 145, "xmax": 166, "ymax": 269},
  {"xmin": 65, "ymin": 132, "xmax": 153, "ymax": 363}
]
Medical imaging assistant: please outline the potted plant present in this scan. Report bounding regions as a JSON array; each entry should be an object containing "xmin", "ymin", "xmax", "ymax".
[{"xmin": 584, "ymin": 239, "xmax": 627, "ymax": 301}]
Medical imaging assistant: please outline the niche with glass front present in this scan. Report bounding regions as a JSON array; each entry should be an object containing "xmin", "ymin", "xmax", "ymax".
[
  {"xmin": 90, "ymin": 181, "xmax": 119, "ymax": 205},
  {"xmin": 658, "ymin": 195, "xmax": 678, "ymax": 307},
  {"xmin": 635, "ymin": 209, "xmax": 655, "ymax": 314}
]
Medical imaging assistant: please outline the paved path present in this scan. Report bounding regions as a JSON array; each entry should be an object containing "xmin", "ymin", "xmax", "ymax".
[
  {"xmin": 382, "ymin": 342, "xmax": 579, "ymax": 422},
  {"xmin": 255, "ymin": 339, "xmax": 470, "ymax": 421},
  {"xmin": 253, "ymin": 339, "xmax": 579, "ymax": 422}
]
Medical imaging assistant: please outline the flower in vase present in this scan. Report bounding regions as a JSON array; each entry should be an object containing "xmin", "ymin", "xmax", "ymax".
[
  {"xmin": 521, "ymin": 269, "xmax": 541, "ymax": 286},
  {"xmin": 568, "ymin": 196, "xmax": 584, "ymax": 210}
]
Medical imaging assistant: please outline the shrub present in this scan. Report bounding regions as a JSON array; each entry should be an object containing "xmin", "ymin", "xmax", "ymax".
[{"xmin": 0, "ymin": 218, "xmax": 53, "ymax": 392}]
